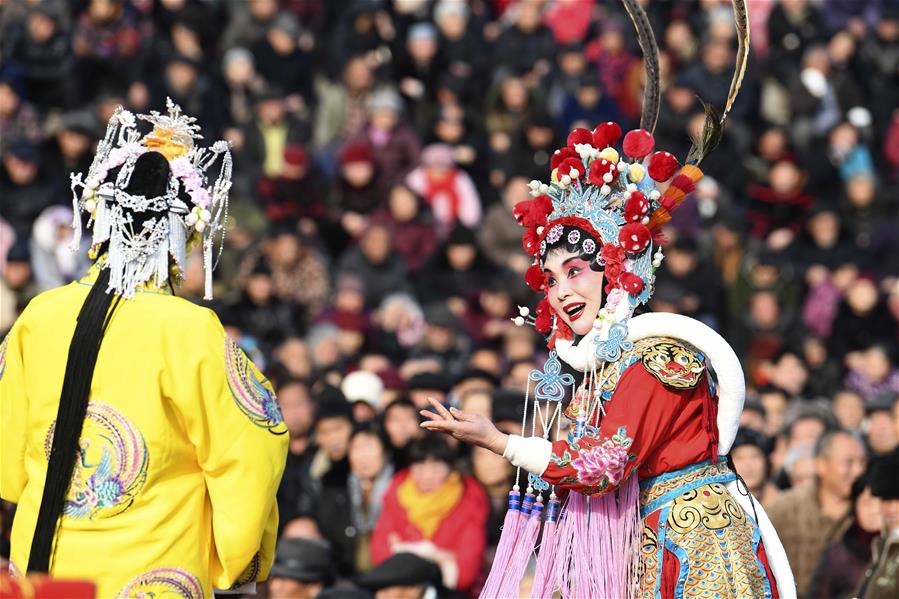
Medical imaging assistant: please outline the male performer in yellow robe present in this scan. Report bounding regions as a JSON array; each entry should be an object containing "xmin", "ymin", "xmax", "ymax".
[{"xmin": 0, "ymin": 101, "xmax": 287, "ymax": 598}]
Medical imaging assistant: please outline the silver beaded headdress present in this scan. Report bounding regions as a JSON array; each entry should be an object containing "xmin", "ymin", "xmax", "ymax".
[{"xmin": 69, "ymin": 98, "xmax": 232, "ymax": 299}]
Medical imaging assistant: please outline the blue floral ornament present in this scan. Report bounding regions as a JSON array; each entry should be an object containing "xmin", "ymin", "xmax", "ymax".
[
  {"xmin": 595, "ymin": 321, "xmax": 634, "ymax": 363},
  {"xmin": 581, "ymin": 194, "xmax": 626, "ymax": 244},
  {"xmin": 547, "ymin": 183, "xmax": 625, "ymax": 245},
  {"xmin": 528, "ymin": 471, "xmax": 551, "ymax": 492},
  {"xmin": 528, "ymin": 351, "xmax": 575, "ymax": 402}
]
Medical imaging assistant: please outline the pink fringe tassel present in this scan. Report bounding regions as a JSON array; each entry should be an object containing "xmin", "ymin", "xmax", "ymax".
[
  {"xmin": 479, "ymin": 490, "xmax": 522, "ymax": 599},
  {"xmin": 499, "ymin": 498, "xmax": 543, "ymax": 598},
  {"xmin": 551, "ymin": 476, "xmax": 641, "ymax": 599},
  {"xmin": 495, "ymin": 493, "xmax": 537, "ymax": 597},
  {"xmin": 530, "ymin": 497, "xmax": 561, "ymax": 598}
]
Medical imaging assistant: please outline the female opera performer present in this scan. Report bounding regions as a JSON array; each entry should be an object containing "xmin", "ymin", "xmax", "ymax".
[{"xmin": 421, "ymin": 2, "xmax": 795, "ymax": 597}]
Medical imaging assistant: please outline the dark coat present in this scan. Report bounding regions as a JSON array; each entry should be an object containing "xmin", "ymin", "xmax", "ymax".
[
  {"xmin": 337, "ymin": 247, "xmax": 410, "ymax": 309},
  {"xmin": 348, "ymin": 124, "xmax": 421, "ymax": 193},
  {"xmin": 809, "ymin": 521, "xmax": 878, "ymax": 599}
]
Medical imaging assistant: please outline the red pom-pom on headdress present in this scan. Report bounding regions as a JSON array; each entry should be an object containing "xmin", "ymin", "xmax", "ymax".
[
  {"xmin": 622, "ymin": 129, "xmax": 655, "ymax": 159},
  {"xmin": 588, "ymin": 159, "xmax": 617, "ymax": 187},
  {"xmin": 623, "ymin": 192, "xmax": 650, "ymax": 223},
  {"xmin": 648, "ymin": 151, "xmax": 680, "ymax": 182},
  {"xmin": 592, "ymin": 122, "xmax": 622, "ymax": 148},
  {"xmin": 558, "ymin": 157, "xmax": 585, "ymax": 179},
  {"xmin": 618, "ymin": 222, "xmax": 651, "ymax": 253},
  {"xmin": 566, "ymin": 127, "xmax": 593, "ymax": 149},
  {"xmin": 551, "ymin": 147, "xmax": 577, "ymax": 170},
  {"xmin": 619, "ymin": 272, "xmax": 645, "ymax": 296},
  {"xmin": 512, "ymin": 201, "xmax": 529, "ymax": 226},
  {"xmin": 534, "ymin": 194, "xmax": 552, "ymax": 217},
  {"xmin": 554, "ymin": 317, "xmax": 573, "ymax": 342}
]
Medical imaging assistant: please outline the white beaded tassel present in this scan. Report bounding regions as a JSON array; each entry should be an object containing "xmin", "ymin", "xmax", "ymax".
[
  {"xmin": 203, "ymin": 235, "xmax": 213, "ymax": 300},
  {"xmin": 168, "ymin": 212, "xmax": 187, "ymax": 278}
]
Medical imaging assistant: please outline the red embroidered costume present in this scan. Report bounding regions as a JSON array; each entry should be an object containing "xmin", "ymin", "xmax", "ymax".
[{"xmin": 535, "ymin": 341, "xmax": 782, "ymax": 598}]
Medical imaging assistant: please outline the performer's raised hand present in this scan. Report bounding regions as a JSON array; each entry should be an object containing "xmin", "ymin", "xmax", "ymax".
[{"xmin": 420, "ymin": 397, "xmax": 509, "ymax": 455}]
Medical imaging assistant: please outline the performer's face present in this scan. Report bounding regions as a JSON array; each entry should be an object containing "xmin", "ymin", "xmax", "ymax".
[{"xmin": 543, "ymin": 249, "xmax": 604, "ymax": 336}]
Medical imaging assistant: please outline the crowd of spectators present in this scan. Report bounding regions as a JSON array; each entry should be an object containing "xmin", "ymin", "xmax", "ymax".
[{"xmin": 1, "ymin": 0, "xmax": 899, "ymax": 597}]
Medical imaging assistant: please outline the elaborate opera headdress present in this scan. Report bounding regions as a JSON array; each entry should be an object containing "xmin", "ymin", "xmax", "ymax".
[
  {"xmin": 69, "ymin": 98, "xmax": 232, "ymax": 299},
  {"xmin": 512, "ymin": 0, "xmax": 749, "ymax": 372}
]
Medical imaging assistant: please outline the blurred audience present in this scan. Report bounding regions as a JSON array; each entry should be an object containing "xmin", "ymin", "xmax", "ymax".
[
  {"xmin": 768, "ymin": 430, "xmax": 868, "ymax": 596},
  {"xmin": 1, "ymin": 1, "xmax": 898, "ymax": 596}
]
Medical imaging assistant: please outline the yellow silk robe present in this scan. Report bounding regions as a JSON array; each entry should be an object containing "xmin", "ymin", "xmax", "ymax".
[{"xmin": 0, "ymin": 270, "xmax": 288, "ymax": 598}]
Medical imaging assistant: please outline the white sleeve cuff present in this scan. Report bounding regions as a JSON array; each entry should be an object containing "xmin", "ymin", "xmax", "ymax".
[{"xmin": 502, "ymin": 435, "xmax": 553, "ymax": 475}]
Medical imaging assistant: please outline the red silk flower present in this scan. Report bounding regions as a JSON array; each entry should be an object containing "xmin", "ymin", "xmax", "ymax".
[
  {"xmin": 534, "ymin": 299, "xmax": 553, "ymax": 334},
  {"xmin": 622, "ymin": 129, "xmax": 655, "ymax": 159},
  {"xmin": 618, "ymin": 222, "xmax": 651, "ymax": 253},
  {"xmin": 601, "ymin": 243, "xmax": 625, "ymax": 293},
  {"xmin": 601, "ymin": 243, "xmax": 625, "ymax": 267},
  {"xmin": 619, "ymin": 272, "xmax": 645, "ymax": 295},
  {"xmin": 522, "ymin": 227, "xmax": 540, "ymax": 255},
  {"xmin": 592, "ymin": 122, "xmax": 622, "ymax": 148},
  {"xmin": 554, "ymin": 316, "xmax": 573, "ymax": 341},
  {"xmin": 623, "ymin": 191, "xmax": 650, "ymax": 223},
  {"xmin": 648, "ymin": 151, "xmax": 679, "ymax": 182},
  {"xmin": 557, "ymin": 157, "xmax": 585, "ymax": 179},
  {"xmin": 513, "ymin": 195, "xmax": 553, "ymax": 227},
  {"xmin": 604, "ymin": 269, "xmax": 622, "ymax": 294},
  {"xmin": 525, "ymin": 263, "xmax": 544, "ymax": 291},
  {"xmin": 566, "ymin": 127, "xmax": 593, "ymax": 149}
]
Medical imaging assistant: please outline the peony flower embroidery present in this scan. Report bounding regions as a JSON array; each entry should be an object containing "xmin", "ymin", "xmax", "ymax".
[{"xmin": 570, "ymin": 434, "xmax": 632, "ymax": 488}]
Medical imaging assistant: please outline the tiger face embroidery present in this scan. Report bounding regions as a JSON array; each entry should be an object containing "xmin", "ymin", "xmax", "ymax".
[{"xmin": 636, "ymin": 338, "xmax": 705, "ymax": 389}]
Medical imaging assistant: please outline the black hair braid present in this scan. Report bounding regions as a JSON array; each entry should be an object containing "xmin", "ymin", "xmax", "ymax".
[
  {"xmin": 29, "ymin": 151, "xmax": 171, "ymax": 570},
  {"xmin": 27, "ymin": 241, "xmax": 124, "ymax": 570}
]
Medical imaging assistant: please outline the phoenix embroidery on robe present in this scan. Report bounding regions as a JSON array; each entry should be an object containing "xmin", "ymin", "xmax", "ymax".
[
  {"xmin": 44, "ymin": 402, "xmax": 149, "ymax": 520},
  {"xmin": 225, "ymin": 337, "xmax": 287, "ymax": 434}
]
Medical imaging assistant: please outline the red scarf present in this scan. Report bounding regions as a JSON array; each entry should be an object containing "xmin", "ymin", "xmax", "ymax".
[{"xmin": 424, "ymin": 169, "xmax": 461, "ymax": 221}]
